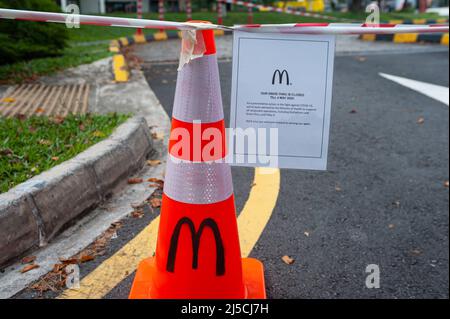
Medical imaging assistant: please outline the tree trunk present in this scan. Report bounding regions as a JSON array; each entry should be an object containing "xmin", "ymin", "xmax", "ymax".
[{"xmin": 349, "ymin": 0, "xmax": 363, "ymax": 12}]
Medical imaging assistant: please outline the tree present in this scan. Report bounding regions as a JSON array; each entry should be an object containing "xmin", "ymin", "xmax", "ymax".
[
  {"xmin": 349, "ymin": 0, "xmax": 364, "ymax": 12},
  {"xmin": 0, "ymin": 0, "xmax": 68, "ymax": 65}
]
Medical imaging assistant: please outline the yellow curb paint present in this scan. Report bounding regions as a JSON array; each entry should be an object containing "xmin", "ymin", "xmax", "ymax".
[
  {"xmin": 119, "ymin": 37, "xmax": 129, "ymax": 47},
  {"xmin": 133, "ymin": 34, "xmax": 147, "ymax": 44},
  {"xmin": 412, "ymin": 19, "xmax": 427, "ymax": 25},
  {"xmin": 361, "ymin": 34, "xmax": 376, "ymax": 41},
  {"xmin": 389, "ymin": 19, "xmax": 404, "ymax": 24},
  {"xmin": 113, "ymin": 54, "xmax": 129, "ymax": 83},
  {"xmin": 214, "ymin": 29, "xmax": 225, "ymax": 36},
  {"xmin": 153, "ymin": 32, "xmax": 168, "ymax": 41},
  {"xmin": 58, "ymin": 168, "xmax": 281, "ymax": 299},
  {"xmin": 393, "ymin": 33, "xmax": 418, "ymax": 43},
  {"xmin": 441, "ymin": 33, "xmax": 449, "ymax": 46}
]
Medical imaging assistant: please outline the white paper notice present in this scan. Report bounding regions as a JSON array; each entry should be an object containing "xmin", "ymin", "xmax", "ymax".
[{"xmin": 229, "ymin": 31, "xmax": 335, "ymax": 170}]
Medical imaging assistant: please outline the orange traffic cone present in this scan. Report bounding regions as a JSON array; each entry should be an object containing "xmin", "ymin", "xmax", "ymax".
[{"xmin": 129, "ymin": 26, "xmax": 266, "ymax": 299}]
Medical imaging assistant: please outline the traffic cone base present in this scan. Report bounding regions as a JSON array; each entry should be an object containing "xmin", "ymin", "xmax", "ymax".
[{"xmin": 129, "ymin": 257, "xmax": 266, "ymax": 299}]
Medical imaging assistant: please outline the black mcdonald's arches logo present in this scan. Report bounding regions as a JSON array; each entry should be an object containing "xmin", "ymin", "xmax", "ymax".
[
  {"xmin": 272, "ymin": 69, "xmax": 290, "ymax": 85},
  {"xmin": 166, "ymin": 217, "xmax": 225, "ymax": 276}
]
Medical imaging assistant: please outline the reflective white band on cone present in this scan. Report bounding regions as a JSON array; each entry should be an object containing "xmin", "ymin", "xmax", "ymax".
[
  {"xmin": 164, "ymin": 155, "xmax": 233, "ymax": 204},
  {"xmin": 173, "ymin": 54, "xmax": 224, "ymax": 123}
]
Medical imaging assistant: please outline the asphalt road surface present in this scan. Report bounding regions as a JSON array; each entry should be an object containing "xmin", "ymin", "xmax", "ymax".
[
  {"xmin": 14, "ymin": 50, "xmax": 449, "ymax": 299},
  {"xmin": 142, "ymin": 51, "xmax": 449, "ymax": 298}
]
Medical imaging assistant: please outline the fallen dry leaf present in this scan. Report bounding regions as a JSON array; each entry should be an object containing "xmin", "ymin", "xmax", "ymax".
[
  {"xmin": 15, "ymin": 114, "xmax": 26, "ymax": 121},
  {"xmin": 150, "ymin": 197, "xmax": 162, "ymax": 208},
  {"xmin": 417, "ymin": 117, "xmax": 425, "ymax": 125},
  {"xmin": 147, "ymin": 177, "xmax": 163, "ymax": 183},
  {"xmin": 444, "ymin": 181, "xmax": 449, "ymax": 188},
  {"xmin": 35, "ymin": 108, "xmax": 45, "ymax": 114},
  {"xmin": 52, "ymin": 116, "xmax": 65, "ymax": 124},
  {"xmin": 2, "ymin": 97, "xmax": 15, "ymax": 103},
  {"xmin": 128, "ymin": 177, "xmax": 143, "ymax": 184},
  {"xmin": 59, "ymin": 257, "xmax": 78, "ymax": 265},
  {"xmin": 148, "ymin": 183, "xmax": 162, "ymax": 188},
  {"xmin": 92, "ymin": 130, "xmax": 105, "ymax": 138},
  {"xmin": 39, "ymin": 139, "xmax": 51, "ymax": 146},
  {"xmin": 147, "ymin": 160, "xmax": 162, "ymax": 167},
  {"xmin": 51, "ymin": 156, "xmax": 59, "ymax": 161},
  {"xmin": 131, "ymin": 211, "xmax": 144, "ymax": 218},
  {"xmin": 410, "ymin": 249, "xmax": 422, "ymax": 256},
  {"xmin": 151, "ymin": 132, "xmax": 164, "ymax": 140},
  {"xmin": 80, "ymin": 255, "xmax": 95, "ymax": 263},
  {"xmin": 79, "ymin": 123, "xmax": 85, "ymax": 131},
  {"xmin": 281, "ymin": 255, "xmax": 295, "ymax": 265},
  {"xmin": 21, "ymin": 256, "xmax": 36, "ymax": 264},
  {"xmin": 20, "ymin": 263, "xmax": 39, "ymax": 273}
]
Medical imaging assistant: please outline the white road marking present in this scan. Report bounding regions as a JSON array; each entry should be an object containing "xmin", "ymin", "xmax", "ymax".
[{"xmin": 379, "ymin": 72, "xmax": 449, "ymax": 106}]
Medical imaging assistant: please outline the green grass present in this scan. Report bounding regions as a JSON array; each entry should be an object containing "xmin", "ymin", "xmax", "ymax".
[
  {"xmin": 0, "ymin": 113, "xmax": 130, "ymax": 193},
  {"xmin": 0, "ymin": 43, "xmax": 112, "ymax": 84}
]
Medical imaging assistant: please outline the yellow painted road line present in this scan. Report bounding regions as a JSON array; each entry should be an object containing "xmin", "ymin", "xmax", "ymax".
[
  {"xmin": 59, "ymin": 217, "xmax": 160, "ymax": 299},
  {"xmin": 238, "ymin": 168, "xmax": 280, "ymax": 257},
  {"xmin": 59, "ymin": 167, "xmax": 281, "ymax": 299}
]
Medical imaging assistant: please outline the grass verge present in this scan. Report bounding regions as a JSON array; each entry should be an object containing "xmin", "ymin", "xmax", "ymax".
[
  {"xmin": 0, "ymin": 113, "xmax": 130, "ymax": 193},
  {"xmin": 0, "ymin": 43, "xmax": 112, "ymax": 84}
]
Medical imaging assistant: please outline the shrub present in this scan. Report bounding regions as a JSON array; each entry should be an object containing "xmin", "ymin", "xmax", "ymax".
[{"xmin": 0, "ymin": 0, "xmax": 68, "ymax": 65}]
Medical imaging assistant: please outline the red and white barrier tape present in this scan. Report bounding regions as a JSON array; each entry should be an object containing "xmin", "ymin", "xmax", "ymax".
[{"xmin": 0, "ymin": 9, "xmax": 448, "ymax": 34}]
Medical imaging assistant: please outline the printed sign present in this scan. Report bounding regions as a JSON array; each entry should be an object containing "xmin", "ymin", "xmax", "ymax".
[{"xmin": 230, "ymin": 31, "xmax": 335, "ymax": 170}]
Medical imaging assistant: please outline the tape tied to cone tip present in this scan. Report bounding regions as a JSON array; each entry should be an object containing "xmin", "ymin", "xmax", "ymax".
[{"xmin": 178, "ymin": 30, "xmax": 206, "ymax": 71}]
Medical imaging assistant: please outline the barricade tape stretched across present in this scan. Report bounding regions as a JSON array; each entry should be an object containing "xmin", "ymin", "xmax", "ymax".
[
  {"xmin": 217, "ymin": 0, "xmax": 354, "ymax": 22},
  {"xmin": 0, "ymin": 9, "xmax": 448, "ymax": 34}
]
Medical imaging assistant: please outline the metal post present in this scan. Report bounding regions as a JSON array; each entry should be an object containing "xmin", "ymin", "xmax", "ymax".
[
  {"xmin": 136, "ymin": 0, "xmax": 143, "ymax": 36},
  {"xmin": 217, "ymin": 0, "xmax": 223, "ymax": 25},
  {"xmin": 159, "ymin": 0, "xmax": 165, "ymax": 33},
  {"xmin": 247, "ymin": 3, "xmax": 253, "ymax": 24},
  {"xmin": 186, "ymin": 0, "xmax": 192, "ymax": 21},
  {"xmin": 60, "ymin": 0, "xmax": 68, "ymax": 12},
  {"xmin": 99, "ymin": 0, "xmax": 106, "ymax": 14}
]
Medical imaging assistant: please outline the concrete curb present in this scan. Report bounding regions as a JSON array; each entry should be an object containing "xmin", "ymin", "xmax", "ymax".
[
  {"xmin": 0, "ymin": 116, "xmax": 153, "ymax": 268},
  {"xmin": 360, "ymin": 32, "xmax": 449, "ymax": 45}
]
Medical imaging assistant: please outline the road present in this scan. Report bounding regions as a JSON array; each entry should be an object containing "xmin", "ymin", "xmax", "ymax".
[
  {"xmin": 141, "ymin": 50, "xmax": 449, "ymax": 298},
  {"xmin": 13, "ymin": 41, "xmax": 449, "ymax": 299}
]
